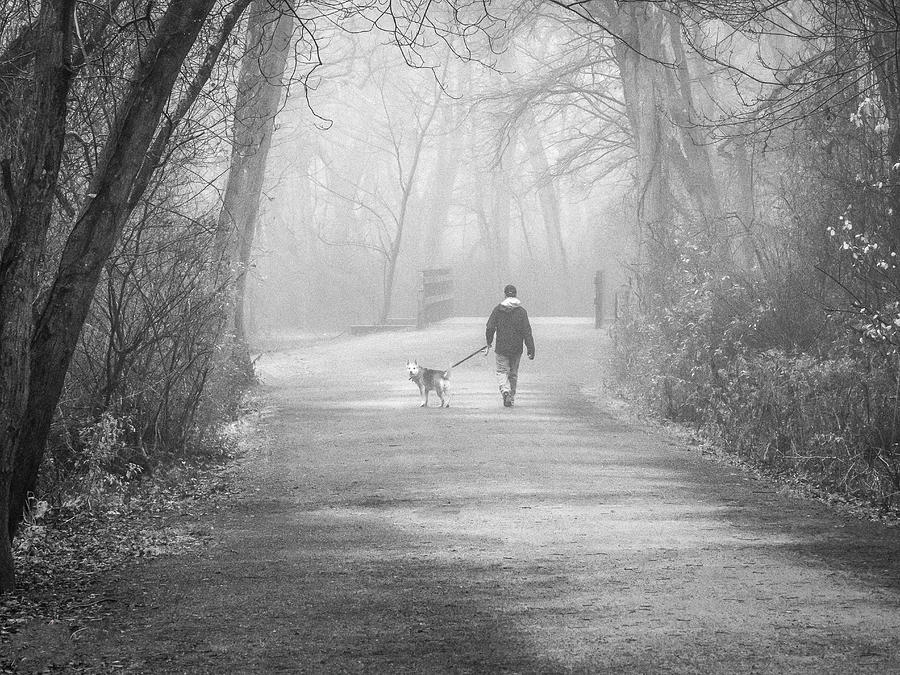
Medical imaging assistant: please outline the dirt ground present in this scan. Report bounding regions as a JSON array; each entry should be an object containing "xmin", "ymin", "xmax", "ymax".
[{"xmin": 8, "ymin": 318, "xmax": 900, "ymax": 673}]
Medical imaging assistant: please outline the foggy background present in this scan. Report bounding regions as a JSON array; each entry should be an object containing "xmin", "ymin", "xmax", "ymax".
[{"xmin": 242, "ymin": 16, "xmax": 633, "ymax": 331}]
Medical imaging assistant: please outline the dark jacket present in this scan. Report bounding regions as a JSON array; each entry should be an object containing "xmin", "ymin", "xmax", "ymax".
[{"xmin": 486, "ymin": 298, "xmax": 535, "ymax": 358}]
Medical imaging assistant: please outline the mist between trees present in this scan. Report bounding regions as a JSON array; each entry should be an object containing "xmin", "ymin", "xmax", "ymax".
[{"xmin": 0, "ymin": 0, "xmax": 897, "ymax": 592}]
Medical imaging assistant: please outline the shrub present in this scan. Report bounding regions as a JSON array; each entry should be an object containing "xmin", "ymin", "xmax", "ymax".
[
  {"xmin": 37, "ymin": 205, "xmax": 250, "ymax": 511},
  {"xmin": 614, "ymin": 269, "xmax": 900, "ymax": 509}
]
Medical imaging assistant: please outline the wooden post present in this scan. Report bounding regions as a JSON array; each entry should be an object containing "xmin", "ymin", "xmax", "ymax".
[
  {"xmin": 594, "ymin": 270, "xmax": 604, "ymax": 328},
  {"xmin": 416, "ymin": 277, "xmax": 425, "ymax": 330}
]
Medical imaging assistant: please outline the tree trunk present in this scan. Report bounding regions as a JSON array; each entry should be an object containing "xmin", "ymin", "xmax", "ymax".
[
  {"xmin": 663, "ymin": 13, "xmax": 727, "ymax": 260},
  {"xmin": 127, "ymin": 0, "xmax": 254, "ymax": 212},
  {"xmin": 422, "ymin": 61, "xmax": 469, "ymax": 263},
  {"xmin": 729, "ymin": 137, "xmax": 761, "ymax": 269},
  {"xmin": 379, "ymin": 96, "xmax": 440, "ymax": 323},
  {"xmin": 215, "ymin": 0, "xmax": 295, "ymax": 360},
  {"xmin": 489, "ymin": 137, "xmax": 514, "ymax": 286},
  {"xmin": 520, "ymin": 107, "xmax": 568, "ymax": 273},
  {"xmin": 614, "ymin": 2, "xmax": 673, "ymax": 307},
  {"xmin": 684, "ymin": 23, "xmax": 758, "ymax": 269},
  {"xmin": 423, "ymin": 104, "xmax": 461, "ymax": 263},
  {"xmin": 8, "ymin": 0, "xmax": 220, "ymax": 545},
  {"xmin": 0, "ymin": 0, "xmax": 75, "ymax": 593},
  {"xmin": 867, "ymin": 4, "xmax": 900, "ymax": 243}
]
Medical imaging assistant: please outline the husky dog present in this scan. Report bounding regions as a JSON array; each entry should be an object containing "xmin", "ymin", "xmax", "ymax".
[{"xmin": 406, "ymin": 361, "xmax": 451, "ymax": 408}]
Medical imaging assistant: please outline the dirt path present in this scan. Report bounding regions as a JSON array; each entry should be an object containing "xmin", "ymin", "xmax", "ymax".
[{"xmin": 38, "ymin": 319, "xmax": 900, "ymax": 672}]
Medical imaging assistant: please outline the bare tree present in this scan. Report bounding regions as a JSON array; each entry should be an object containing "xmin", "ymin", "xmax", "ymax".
[
  {"xmin": 0, "ymin": 0, "xmax": 239, "ymax": 593},
  {"xmin": 311, "ymin": 66, "xmax": 443, "ymax": 323},
  {"xmin": 421, "ymin": 61, "xmax": 469, "ymax": 262},
  {"xmin": 0, "ymin": 0, "xmax": 502, "ymax": 592},
  {"xmin": 379, "ymin": 83, "xmax": 442, "ymax": 322},
  {"xmin": 215, "ymin": 0, "xmax": 295, "ymax": 372},
  {"xmin": 0, "ymin": 0, "xmax": 75, "ymax": 593}
]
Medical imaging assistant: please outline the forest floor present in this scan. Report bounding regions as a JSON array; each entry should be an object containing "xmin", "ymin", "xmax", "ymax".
[{"xmin": 4, "ymin": 318, "xmax": 900, "ymax": 673}]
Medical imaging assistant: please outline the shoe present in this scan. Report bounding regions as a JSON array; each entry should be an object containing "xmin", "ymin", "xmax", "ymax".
[{"xmin": 502, "ymin": 391, "xmax": 512, "ymax": 407}]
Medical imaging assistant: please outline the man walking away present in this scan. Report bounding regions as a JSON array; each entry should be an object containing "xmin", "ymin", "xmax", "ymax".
[{"xmin": 485, "ymin": 284, "xmax": 535, "ymax": 407}]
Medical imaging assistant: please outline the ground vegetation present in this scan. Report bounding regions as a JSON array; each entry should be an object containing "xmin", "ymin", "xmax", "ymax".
[{"xmin": 540, "ymin": 0, "xmax": 900, "ymax": 509}]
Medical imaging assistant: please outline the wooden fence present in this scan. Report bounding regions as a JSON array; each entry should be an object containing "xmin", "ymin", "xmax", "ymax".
[{"xmin": 417, "ymin": 268, "xmax": 454, "ymax": 329}]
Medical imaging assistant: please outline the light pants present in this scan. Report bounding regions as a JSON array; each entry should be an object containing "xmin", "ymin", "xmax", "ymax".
[{"xmin": 496, "ymin": 353, "xmax": 522, "ymax": 400}]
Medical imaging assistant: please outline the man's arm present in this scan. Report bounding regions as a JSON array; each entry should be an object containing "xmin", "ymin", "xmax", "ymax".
[
  {"xmin": 523, "ymin": 311, "xmax": 535, "ymax": 359},
  {"xmin": 485, "ymin": 306, "xmax": 498, "ymax": 347}
]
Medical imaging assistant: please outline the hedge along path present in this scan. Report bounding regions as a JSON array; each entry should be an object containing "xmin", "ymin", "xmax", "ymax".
[{"xmin": 17, "ymin": 318, "xmax": 900, "ymax": 672}]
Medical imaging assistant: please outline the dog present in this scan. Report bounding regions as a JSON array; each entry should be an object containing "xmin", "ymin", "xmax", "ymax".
[{"xmin": 406, "ymin": 361, "xmax": 451, "ymax": 407}]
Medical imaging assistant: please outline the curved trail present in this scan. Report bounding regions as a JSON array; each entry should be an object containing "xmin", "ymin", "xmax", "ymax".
[{"xmin": 71, "ymin": 319, "xmax": 900, "ymax": 672}]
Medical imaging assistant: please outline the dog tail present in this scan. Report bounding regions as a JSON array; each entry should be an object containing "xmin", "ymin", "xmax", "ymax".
[{"xmin": 444, "ymin": 364, "xmax": 452, "ymax": 379}]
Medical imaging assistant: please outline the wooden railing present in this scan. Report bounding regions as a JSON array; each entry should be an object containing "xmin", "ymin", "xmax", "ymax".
[{"xmin": 417, "ymin": 268, "xmax": 453, "ymax": 329}]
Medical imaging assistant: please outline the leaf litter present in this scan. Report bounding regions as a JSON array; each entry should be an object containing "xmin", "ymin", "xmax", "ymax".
[{"xmin": 0, "ymin": 452, "xmax": 240, "ymax": 673}]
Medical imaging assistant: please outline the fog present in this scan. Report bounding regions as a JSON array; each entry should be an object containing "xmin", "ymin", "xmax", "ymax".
[
  {"xmin": 246, "ymin": 13, "xmax": 632, "ymax": 332},
  {"xmin": 4, "ymin": 0, "xmax": 900, "ymax": 598}
]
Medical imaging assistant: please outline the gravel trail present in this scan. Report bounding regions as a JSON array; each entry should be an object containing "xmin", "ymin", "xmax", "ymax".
[{"xmin": 47, "ymin": 319, "xmax": 900, "ymax": 672}]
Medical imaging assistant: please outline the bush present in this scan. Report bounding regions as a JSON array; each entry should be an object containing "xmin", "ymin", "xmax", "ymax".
[
  {"xmin": 614, "ymin": 269, "xmax": 900, "ymax": 509},
  {"xmin": 36, "ymin": 205, "xmax": 250, "ymax": 512}
]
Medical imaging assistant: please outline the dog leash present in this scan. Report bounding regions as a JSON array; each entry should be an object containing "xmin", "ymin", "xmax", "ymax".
[{"xmin": 452, "ymin": 345, "xmax": 490, "ymax": 368}]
